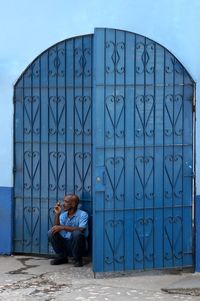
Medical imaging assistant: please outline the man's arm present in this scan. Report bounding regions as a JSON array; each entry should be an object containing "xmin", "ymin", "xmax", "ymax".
[
  {"xmin": 51, "ymin": 225, "xmax": 85, "ymax": 234},
  {"xmin": 53, "ymin": 202, "xmax": 62, "ymax": 225},
  {"xmin": 52, "ymin": 211, "xmax": 88, "ymax": 234}
]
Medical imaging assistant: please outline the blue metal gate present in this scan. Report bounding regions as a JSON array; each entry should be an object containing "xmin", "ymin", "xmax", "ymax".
[
  {"xmin": 92, "ymin": 28, "xmax": 194, "ymax": 272},
  {"xmin": 14, "ymin": 28, "xmax": 195, "ymax": 272},
  {"xmin": 14, "ymin": 34, "xmax": 93, "ymax": 254}
]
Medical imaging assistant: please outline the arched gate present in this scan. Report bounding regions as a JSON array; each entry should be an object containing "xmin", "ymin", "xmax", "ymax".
[{"xmin": 14, "ymin": 28, "xmax": 195, "ymax": 272}]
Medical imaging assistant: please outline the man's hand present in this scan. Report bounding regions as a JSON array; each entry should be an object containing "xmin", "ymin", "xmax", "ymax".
[
  {"xmin": 51, "ymin": 225, "xmax": 64, "ymax": 234},
  {"xmin": 54, "ymin": 202, "xmax": 62, "ymax": 215}
]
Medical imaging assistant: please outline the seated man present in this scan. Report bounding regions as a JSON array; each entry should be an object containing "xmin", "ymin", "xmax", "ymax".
[{"xmin": 48, "ymin": 194, "xmax": 88, "ymax": 267}]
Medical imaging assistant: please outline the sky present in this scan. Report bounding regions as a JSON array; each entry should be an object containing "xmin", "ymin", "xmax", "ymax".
[{"xmin": 0, "ymin": 0, "xmax": 200, "ymax": 187}]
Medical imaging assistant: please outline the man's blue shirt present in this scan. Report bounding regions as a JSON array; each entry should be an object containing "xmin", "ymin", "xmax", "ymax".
[{"xmin": 59, "ymin": 209, "xmax": 88, "ymax": 239}]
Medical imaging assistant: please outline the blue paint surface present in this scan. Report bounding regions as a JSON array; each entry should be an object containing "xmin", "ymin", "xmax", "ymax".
[
  {"xmin": 0, "ymin": 187, "xmax": 13, "ymax": 254},
  {"xmin": 196, "ymin": 195, "xmax": 200, "ymax": 272}
]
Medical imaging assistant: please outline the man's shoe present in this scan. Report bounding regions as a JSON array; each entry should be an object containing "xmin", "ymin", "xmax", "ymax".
[
  {"xmin": 50, "ymin": 257, "xmax": 68, "ymax": 265},
  {"xmin": 73, "ymin": 259, "xmax": 83, "ymax": 267}
]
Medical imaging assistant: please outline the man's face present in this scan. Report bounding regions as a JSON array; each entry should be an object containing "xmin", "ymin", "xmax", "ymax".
[{"xmin": 63, "ymin": 196, "xmax": 75, "ymax": 211}]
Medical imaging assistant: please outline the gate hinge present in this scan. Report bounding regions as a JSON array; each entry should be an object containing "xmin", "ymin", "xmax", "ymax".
[
  {"xmin": 192, "ymin": 103, "xmax": 196, "ymax": 112},
  {"xmin": 13, "ymin": 167, "xmax": 17, "ymax": 173}
]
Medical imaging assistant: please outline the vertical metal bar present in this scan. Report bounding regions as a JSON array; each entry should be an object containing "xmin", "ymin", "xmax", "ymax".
[
  {"xmin": 133, "ymin": 32, "xmax": 136, "ymax": 270},
  {"xmin": 65, "ymin": 41, "xmax": 67, "ymax": 196},
  {"xmin": 114, "ymin": 29, "xmax": 116, "ymax": 272},
  {"xmin": 163, "ymin": 49, "xmax": 166, "ymax": 268},
  {"xmin": 181, "ymin": 68, "xmax": 185, "ymax": 268},
  {"xmin": 72, "ymin": 39, "xmax": 76, "ymax": 193},
  {"xmin": 47, "ymin": 49, "xmax": 50, "ymax": 251},
  {"xmin": 103, "ymin": 28, "xmax": 106, "ymax": 272},
  {"xmin": 153, "ymin": 41, "xmax": 156, "ymax": 269},
  {"xmin": 39, "ymin": 56, "xmax": 41, "ymax": 253},
  {"xmin": 31, "ymin": 64, "xmax": 33, "ymax": 253},
  {"xmin": 143, "ymin": 37, "xmax": 146, "ymax": 270},
  {"xmin": 82, "ymin": 36, "xmax": 84, "ymax": 198},
  {"xmin": 123, "ymin": 30, "xmax": 126, "ymax": 271},
  {"xmin": 56, "ymin": 45, "xmax": 58, "ymax": 202},
  {"xmin": 22, "ymin": 75, "xmax": 25, "ymax": 252},
  {"xmin": 90, "ymin": 35, "xmax": 93, "ymax": 215},
  {"xmin": 172, "ymin": 55, "xmax": 175, "ymax": 268},
  {"xmin": 13, "ymin": 83, "xmax": 16, "ymax": 252}
]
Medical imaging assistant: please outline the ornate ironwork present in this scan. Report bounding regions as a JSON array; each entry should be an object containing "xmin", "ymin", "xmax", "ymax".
[
  {"xmin": 106, "ymin": 41, "xmax": 125, "ymax": 74},
  {"xmin": 105, "ymin": 157, "xmax": 124, "ymax": 201},
  {"xmin": 164, "ymin": 154, "xmax": 183, "ymax": 199},
  {"xmin": 164, "ymin": 216, "xmax": 183, "ymax": 260},
  {"xmin": 165, "ymin": 94, "xmax": 183, "ymax": 136},
  {"xmin": 24, "ymin": 96, "xmax": 40, "ymax": 135},
  {"xmin": 165, "ymin": 55, "xmax": 183, "ymax": 74},
  {"xmin": 49, "ymin": 48, "xmax": 65, "ymax": 77},
  {"xmin": 48, "ymin": 207, "xmax": 55, "ymax": 228},
  {"xmin": 74, "ymin": 96, "xmax": 91, "ymax": 136},
  {"xmin": 135, "ymin": 156, "xmax": 154, "ymax": 200},
  {"xmin": 135, "ymin": 217, "xmax": 154, "ymax": 262},
  {"xmin": 24, "ymin": 206, "xmax": 40, "ymax": 246},
  {"xmin": 105, "ymin": 219, "xmax": 125, "ymax": 264},
  {"xmin": 24, "ymin": 151, "xmax": 40, "ymax": 190},
  {"xmin": 135, "ymin": 95, "xmax": 154, "ymax": 137},
  {"xmin": 105, "ymin": 95, "xmax": 125, "ymax": 138},
  {"xmin": 75, "ymin": 152, "xmax": 91, "ymax": 192},
  {"xmin": 49, "ymin": 152, "xmax": 66, "ymax": 191},
  {"xmin": 49, "ymin": 96, "xmax": 65, "ymax": 135},
  {"xmin": 25, "ymin": 60, "xmax": 40, "ymax": 78},
  {"xmin": 136, "ymin": 42, "xmax": 155, "ymax": 74},
  {"xmin": 74, "ymin": 48, "xmax": 91, "ymax": 77}
]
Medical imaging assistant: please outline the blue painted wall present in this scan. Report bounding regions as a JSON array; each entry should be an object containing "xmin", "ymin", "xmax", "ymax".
[
  {"xmin": 0, "ymin": 187, "xmax": 13, "ymax": 254},
  {"xmin": 196, "ymin": 195, "xmax": 200, "ymax": 272}
]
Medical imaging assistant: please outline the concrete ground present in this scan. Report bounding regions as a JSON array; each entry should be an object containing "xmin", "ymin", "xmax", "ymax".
[{"xmin": 0, "ymin": 255, "xmax": 200, "ymax": 301}]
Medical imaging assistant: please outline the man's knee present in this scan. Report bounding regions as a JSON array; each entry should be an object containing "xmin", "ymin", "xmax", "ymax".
[{"xmin": 71, "ymin": 230, "xmax": 83, "ymax": 240}]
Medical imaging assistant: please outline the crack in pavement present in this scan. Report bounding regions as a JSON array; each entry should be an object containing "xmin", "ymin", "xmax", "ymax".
[
  {"xmin": 7, "ymin": 257, "xmax": 44, "ymax": 275},
  {"xmin": 0, "ymin": 273, "xmax": 71, "ymax": 298}
]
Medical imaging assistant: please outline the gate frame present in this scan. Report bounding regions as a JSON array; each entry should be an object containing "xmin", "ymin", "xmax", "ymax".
[{"xmin": 12, "ymin": 28, "xmax": 197, "ymax": 273}]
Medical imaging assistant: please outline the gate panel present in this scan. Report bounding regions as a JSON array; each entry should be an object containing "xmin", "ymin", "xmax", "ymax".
[
  {"xmin": 14, "ymin": 35, "xmax": 93, "ymax": 254},
  {"xmin": 93, "ymin": 28, "xmax": 194, "ymax": 272}
]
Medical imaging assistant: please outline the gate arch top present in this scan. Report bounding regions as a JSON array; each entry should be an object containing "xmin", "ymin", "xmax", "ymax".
[{"xmin": 14, "ymin": 28, "xmax": 194, "ymax": 88}]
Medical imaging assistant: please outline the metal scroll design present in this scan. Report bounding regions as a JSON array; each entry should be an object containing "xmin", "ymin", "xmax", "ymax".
[
  {"xmin": 49, "ymin": 96, "xmax": 65, "ymax": 135},
  {"xmin": 25, "ymin": 60, "xmax": 40, "ymax": 78},
  {"xmin": 135, "ymin": 218, "xmax": 154, "ymax": 262},
  {"xmin": 135, "ymin": 156, "xmax": 154, "ymax": 200},
  {"xmin": 106, "ymin": 41, "xmax": 125, "ymax": 74},
  {"xmin": 49, "ymin": 48, "xmax": 65, "ymax": 77},
  {"xmin": 24, "ymin": 206, "xmax": 40, "ymax": 246},
  {"xmin": 105, "ymin": 157, "xmax": 124, "ymax": 201},
  {"xmin": 105, "ymin": 220, "xmax": 125, "ymax": 264},
  {"xmin": 164, "ymin": 155, "xmax": 183, "ymax": 199},
  {"xmin": 165, "ymin": 94, "xmax": 183, "ymax": 136},
  {"xmin": 24, "ymin": 96, "xmax": 40, "ymax": 135},
  {"xmin": 105, "ymin": 95, "xmax": 125, "ymax": 138},
  {"xmin": 164, "ymin": 216, "xmax": 183, "ymax": 260},
  {"xmin": 75, "ymin": 152, "xmax": 91, "ymax": 193},
  {"xmin": 74, "ymin": 96, "xmax": 91, "ymax": 136},
  {"xmin": 135, "ymin": 95, "xmax": 154, "ymax": 137},
  {"xmin": 24, "ymin": 151, "xmax": 40, "ymax": 190},
  {"xmin": 49, "ymin": 152, "xmax": 66, "ymax": 191},
  {"xmin": 74, "ymin": 48, "xmax": 91, "ymax": 77},
  {"xmin": 165, "ymin": 54, "xmax": 183, "ymax": 74},
  {"xmin": 48, "ymin": 207, "xmax": 55, "ymax": 228},
  {"xmin": 136, "ymin": 42, "xmax": 155, "ymax": 74}
]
